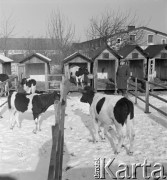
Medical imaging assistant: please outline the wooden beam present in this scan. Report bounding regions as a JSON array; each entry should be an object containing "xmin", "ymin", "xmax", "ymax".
[{"xmin": 45, "ymin": 63, "xmax": 48, "ymax": 91}]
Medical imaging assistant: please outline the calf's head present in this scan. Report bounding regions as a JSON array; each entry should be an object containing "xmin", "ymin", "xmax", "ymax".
[
  {"xmin": 21, "ymin": 78, "xmax": 27, "ymax": 86},
  {"xmin": 80, "ymin": 86, "xmax": 95, "ymax": 105}
]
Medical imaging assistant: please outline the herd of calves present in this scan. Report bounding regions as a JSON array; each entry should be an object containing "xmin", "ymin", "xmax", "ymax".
[{"xmin": 0, "ymin": 76, "xmax": 135, "ymax": 155}]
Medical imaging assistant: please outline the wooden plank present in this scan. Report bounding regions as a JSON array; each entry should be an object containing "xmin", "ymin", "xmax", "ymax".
[
  {"xmin": 149, "ymin": 81, "xmax": 167, "ymax": 89},
  {"xmin": 47, "ymin": 88, "xmax": 61, "ymax": 91},
  {"xmin": 47, "ymin": 75, "xmax": 68, "ymax": 180},
  {"xmin": 59, "ymin": 134, "xmax": 64, "ymax": 180},
  {"xmin": 47, "ymin": 125, "xmax": 59, "ymax": 180},
  {"xmin": 45, "ymin": 74, "xmax": 48, "ymax": 91},
  {"xmin": 54, "ymin": 130, "xmax": 62, "ymax": 180},
  {"xmin": 47, "ymin": 74, "xmax": 63, "ymax": 77},
  {"xmin": 0, "ymin": 100, "xmax": 7, "ymax": 108},
  {"xmin": 47, "ymin": 80, "xmax": 61, "ymax": 83}
]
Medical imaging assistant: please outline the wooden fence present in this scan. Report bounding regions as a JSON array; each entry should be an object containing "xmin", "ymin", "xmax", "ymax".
[
  {"xmin": 48, "ymin": 76, "xmax": 69, "ymax": 180},
  {"xmin": 45, "ymin": 74, "xmax": 64, "ymax": 92},
  {"xmin": 0, "ymin": 74, "xmax": 69, "ymax": 179},
  {"xmin": 127, "ymin": 76, "xmax": 167, "ymax": 116}
]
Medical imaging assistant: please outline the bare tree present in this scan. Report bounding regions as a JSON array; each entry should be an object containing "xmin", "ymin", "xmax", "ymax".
[
  {"xmin": 24, "ymin": 36, "xmax": 34, "ymax": 55},
  {"xmin": 47, "ymin": 9, "xmax": 75, "ymax": 61},
  {"xmin": 0, "ymin": 14, "xmax": 15, "ymax": 56},
  {"xmin": 86, "ymin": 9, "xmax": 148, "ymax": 49}
]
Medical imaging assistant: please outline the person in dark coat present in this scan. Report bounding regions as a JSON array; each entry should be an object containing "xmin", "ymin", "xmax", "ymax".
[{"xmin": 116, "ymin": 59, "xmax": 130, "ymax": 96}]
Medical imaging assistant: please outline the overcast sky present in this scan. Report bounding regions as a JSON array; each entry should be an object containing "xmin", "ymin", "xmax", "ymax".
[{"xmin": 0, "ymin": 0, "xmax": 167, "ymax": 41}]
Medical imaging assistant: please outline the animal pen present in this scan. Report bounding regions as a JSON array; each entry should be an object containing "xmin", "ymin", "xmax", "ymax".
[
  {"xmin": 0, "ymin": 54, "xmax": 13, "ymax": 75},
  {"xmin": 118, "ymin": 45, "xmax": 148, "ymax": 91},
  {"xmin": 18, "ymin": 53, "xmax": 51, "ymax": 90},
  {"xmin": 92, "ymin": 45, "xmax": 121, "ymax": 91},
  {"xmin": 63, "ymin": 51, "xmax": 93, "ymax": 91},
  {"xmin": 0, "ymin": 74, "xmax": 69, "ymax": 180},
  {"xmin": 144, "ymin": 44, "xmax": 167, "ymax": 89}
]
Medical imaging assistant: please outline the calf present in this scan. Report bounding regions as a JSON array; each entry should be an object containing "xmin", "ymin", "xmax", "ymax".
[
  {"xmin": 0, "ymin": 73, "xmax": 9, "ymax": 96},
  {"xmin": 21, "ymin": 78, "xmax": 36, "ymax": 94},
  {"xmin": 8, "ymin": 90, "xmax": 61, "ymax": 133},
  {"xmin": 69, "ymin": 66, "xmax": 89, "ymax": 87},
  {"xmin": 75, "ymin": 67, "xmax": 89, "ymax": 87},
  {"xmin": 80, "ymin": 86, "xmax": 135, "ymax": 155}
]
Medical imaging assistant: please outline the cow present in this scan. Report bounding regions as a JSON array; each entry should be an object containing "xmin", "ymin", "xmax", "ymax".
[
  {"xmin": 69, "ymin": 66, "xmax": 89, "ymax": 87},
  {"xmin": 79, "ymin": 86, "xmax": 135, "ymax": 155},
  {"xmin": 0, "ymin": 73, "xmax": 9, "ymax": 96},
  {"xmin": 8, "ymin": 90, "xmax": 61, "ymax": 134},
  {"xmin": 21, "ymin": 78, "xmax": 36, "ymax": 94}
]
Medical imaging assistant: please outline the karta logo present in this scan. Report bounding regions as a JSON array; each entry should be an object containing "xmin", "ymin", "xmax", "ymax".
[{"xmin": 94, "ymin": 158, "xmax": 166, "ymax": 179}]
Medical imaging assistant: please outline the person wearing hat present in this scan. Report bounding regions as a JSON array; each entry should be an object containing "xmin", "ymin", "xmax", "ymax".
[{"xmin": 116, "ymin": 59, "xmax": 130, "ymax": 96}]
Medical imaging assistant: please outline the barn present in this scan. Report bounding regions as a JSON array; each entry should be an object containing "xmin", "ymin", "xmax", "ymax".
[
  {"xmin": 0, "ymin": 54, "xmax": 13, "ymax": 75},
  {"xmin": 144, "ymin": 44, "xmax": 167, "ymax": 82},
  {"xmin": 63, "ymin": 51, "xmax": 93, "ymax": 91},
  {"xmin": 91, "ymin": 44, "xmax": 121, "ymax": 91},
  {"xmin": 19, "ymin": 53, "xmax": 51, "ymax": 81},
  {"xmin": 118, "ymin": 45, "xmax": 148, "ymax": 80}
]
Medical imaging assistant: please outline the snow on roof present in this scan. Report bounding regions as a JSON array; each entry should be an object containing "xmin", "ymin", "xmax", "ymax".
[
  {"xmin": 63, "ymin": 51, "xmax": 92, "ymax": 64},
  {"xmin": 63, "ymin": 52, "xmax": 79, "ymax": 61},
  {"xmin": 36, "ymin": 53, "xmax": 51, "ymax": 61},
  {"xmin": 0, "ymin": 54, "xmax": 13, "ymax": 63}
]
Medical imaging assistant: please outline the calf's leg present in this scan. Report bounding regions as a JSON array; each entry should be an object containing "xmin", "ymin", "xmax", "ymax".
[
  {"xmin": 33, "ymin": 118, "xmax": 38, "ymax": 134},
  {"xmin": 10, "ymin": 109, "xmax": 17, "ymax": 129},
  {"xmin": 115, "ymin": 125, "xmax": 126, "ymax": 154},
  {"xmin": 126, "ymin": 118, "xmax": 135, "ymax": 155},
  {"xmin": 33, "ymin": 115, "xmax": 42, "ymax": 134},
  {"xmin": 15, "ymin": 111, "xmax": 20, "ymax": 128}
]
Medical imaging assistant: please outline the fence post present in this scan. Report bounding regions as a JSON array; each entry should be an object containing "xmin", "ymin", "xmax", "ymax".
[
  {"xmin": 45, "ymin": 74, "xmax": 48, "ymax": 91},
  {"xmin": 145, "ymin": 81, "xmax": 150, "ymax": 113},
  {"xmin": 135, "ymin": 77, "xmax": 138, "ymax": 104},
  {"xmin": 14, "ymin": 76, "xmax": 18, "ymax": 91}
]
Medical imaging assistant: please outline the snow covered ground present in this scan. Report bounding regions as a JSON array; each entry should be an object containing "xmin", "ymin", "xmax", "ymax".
[
  {"xmin": 0, "ymin": 92, "xmax": 167, "ymax": 180},
  {"xmin": 62, "ymin": 93, "xmax": 167, "ymax": 180},
  {"xmin": 0, "ymin": 97, "xmax": 55, "ymax": 180}
]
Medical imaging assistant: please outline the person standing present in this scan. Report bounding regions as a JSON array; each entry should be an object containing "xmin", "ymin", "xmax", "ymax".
[{"xmin": 116, "ymin": 59, "xmax": 130, "ymax": 96}]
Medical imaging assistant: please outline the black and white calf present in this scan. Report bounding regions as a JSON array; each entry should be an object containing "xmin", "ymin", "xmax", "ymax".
[
  {"xmin": 80, "ymin": 86, "xmax": 135, "ymax": 155},
  {"xmin": 21, "ymin": 78, "xmax": 36, "ymax": 94},
  {"xmin": 8, "ymin": 91, "xmax": 60, "ymax": 133},
  {"xmin": 69, "ymin": 66, "xmax": 89, "ymax": 87},
  {"xmin": 0, "ymin": 73, "xmax": 9, "ymax": 96}
]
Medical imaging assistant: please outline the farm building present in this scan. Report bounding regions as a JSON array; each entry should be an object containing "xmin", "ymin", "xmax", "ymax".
[
  {"xmin": 144, "ymin": 44, "xmax": 167, "ymax": 82},
  {"xmin": 63, "ymin": 51, "xmax": 93, "ymax": 91},
  {"xmin": 9, "ymin": 54, "xmax": 25, "ymax": 76},
  {"xmin": 118, "ymin": 45, "xmax": 148, "ymax": 80},
  {"xmin": 91, "ymin": 44, "xmax": 121, "ymax": 91},
  {"xmin": 19, "ymin": 53, "xmax": 51, "ymax": 81},
  {"xmin": 0, "ymin": 54, "xmax": 13, "ymax": 75}
]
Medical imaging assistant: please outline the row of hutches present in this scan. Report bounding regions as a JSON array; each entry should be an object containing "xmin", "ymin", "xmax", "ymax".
[
  {"xmin": 63, "ymin": 44, "xmax": 167, "ymax": 91},
  {"xmin": 0, "ymin": 53, "xmax": 57, "ymax": 90},
  {"xmin": 1, "ymin": 44, "xmax": 167, "ymax": 91}
]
